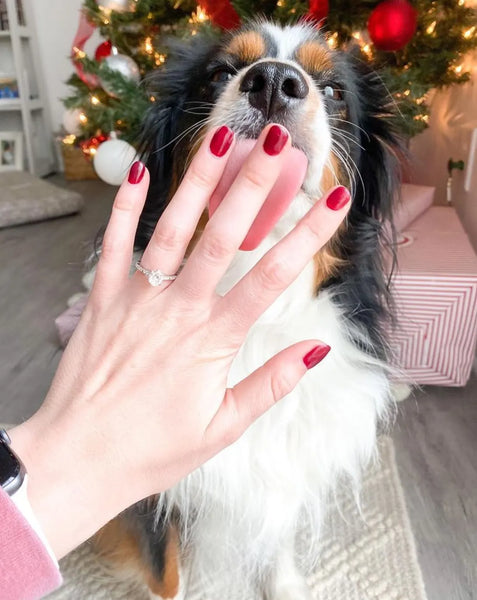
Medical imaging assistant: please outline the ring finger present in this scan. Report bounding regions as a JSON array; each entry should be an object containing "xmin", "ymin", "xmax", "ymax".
[{"xmin": 133, "ymin": 125, "xmax": 235, "ymax": 291}]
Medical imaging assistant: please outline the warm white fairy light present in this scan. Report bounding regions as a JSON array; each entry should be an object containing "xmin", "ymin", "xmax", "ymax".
[
  {"xmin": 90, "ymin": 95, "xmax": 100, "ymax": 106},
  {"xmin": 458, "ymin": 0, "xmax": 465, "ymax": 5},
  {"xmin": 464, "ymin": 26, "xmax": 476, "ymax": 39},
  {"xmin": 196, "ymin": 5, "xmax": 208, "ymax": 22},
  {"xmin": 72, "ymin": 46, "xmax": 86, "ymax": 59},
  {"xmin": 352, "ymin": 31, "xmax": 362, "ymax": 40},
  {"xmin": 426, "ymin": 21, "xmax": 436, "ymax": 34},
  {"xmin": 454, "ymin": 63, "xmax": 464, "ymax": 74},
  {"xmin": 189, "ymin": 5, "xmax": 209, "ymax": 24},
  {"xmin": 144, "ymin": 36, "xmax": 154, "ymax": 54},
  {"xmin": 62, "ymin": 134, "xmax": 76, "ymax": 145},
  {"xmin": 154, "ymin": 52, "xmax": 166, "ymax": 66},
  {"xmin": 362, "ymin": 43, "xmax": 373, "ymax": 58},
  {"xmin": 327, "ymin": 32, "xmax": 338, "ymax": 49},
  {"xmin": 79, "ymin": 113, "xmax": 88, "ymax": 124}
]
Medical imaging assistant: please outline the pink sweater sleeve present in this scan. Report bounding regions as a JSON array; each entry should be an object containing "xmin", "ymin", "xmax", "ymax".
[{"xmin": 0, "ymin": 487, "xmax": 62, "ymax": 599}]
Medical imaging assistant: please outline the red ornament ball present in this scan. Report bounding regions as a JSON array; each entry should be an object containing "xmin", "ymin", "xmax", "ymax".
[
  {"xmin": 95, "ymin": 40, "xmax": 112, "ymax": 62},
  {"xmin": 199, "ymin": 0, "xmax": 240, "ymax": 30},
  {"xmin": 368, "ymin": 0, "xmax": 418, "ymax": 52},
  {"xmin": 306, "ymin": 0, "xmax": 329, "ymax": 24}
]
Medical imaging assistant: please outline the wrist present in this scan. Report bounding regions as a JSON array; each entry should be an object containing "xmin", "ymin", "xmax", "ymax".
[{"xmin": 8, "ymin": 414, "xmax": 133, "ymax": 559}]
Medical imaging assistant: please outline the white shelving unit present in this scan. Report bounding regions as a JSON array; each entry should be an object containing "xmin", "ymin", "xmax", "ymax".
[{"xmin": 0, "ymin": 0, "xmax": 55, "ymax": 175}]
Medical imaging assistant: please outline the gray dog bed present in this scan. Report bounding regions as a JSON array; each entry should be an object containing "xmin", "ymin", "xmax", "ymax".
[{"xmin": 0, "ymin": 171, "xmax": 83, "ymax": 228}]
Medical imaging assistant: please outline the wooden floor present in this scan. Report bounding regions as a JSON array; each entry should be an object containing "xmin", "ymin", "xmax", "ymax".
[{"xmin": 0, "ymin": 176, "xmax": 475, "ymax": 600}]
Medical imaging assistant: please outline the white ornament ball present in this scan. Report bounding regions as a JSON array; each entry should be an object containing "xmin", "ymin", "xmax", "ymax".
[
  {"xmin": 62, "ymin": 108, "xmax": 83, "ymax": 136},
  {"xmin": 95, "ymin": 0, "xmax": 134, "ymax": 12},
  {"xmin": 100, "ymin": 53, "xmax": 140, "ymax": 96},
  {"xmin": 93, "ymin": 136, "xmax": 138, "ymax": 186}
]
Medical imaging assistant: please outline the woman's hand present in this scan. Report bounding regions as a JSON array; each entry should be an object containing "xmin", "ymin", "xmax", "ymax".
[{"xmin": 8, "ymin": 124, "xmax": 350, "ymax": 559}]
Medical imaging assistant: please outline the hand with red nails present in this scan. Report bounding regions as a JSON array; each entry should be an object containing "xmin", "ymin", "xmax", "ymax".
[{"xmin": 7, "ymin": 124, "xmax": 350, "ymax": 565}]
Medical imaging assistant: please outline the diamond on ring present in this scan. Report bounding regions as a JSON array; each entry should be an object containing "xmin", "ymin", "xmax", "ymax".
[{"xmin": 135, "ymin": 261, "xmax": 178, "ymax": 287}]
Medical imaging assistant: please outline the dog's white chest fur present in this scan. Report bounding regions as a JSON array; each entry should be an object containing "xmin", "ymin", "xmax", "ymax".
[{"xmin": 163, "ymin": 196, "xmax": 391, "ymax": 599}]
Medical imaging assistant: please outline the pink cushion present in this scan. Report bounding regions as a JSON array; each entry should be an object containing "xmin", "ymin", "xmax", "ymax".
[{"xmin": 394, "ymin": 184, "xmax": 435, "ymax": 232}]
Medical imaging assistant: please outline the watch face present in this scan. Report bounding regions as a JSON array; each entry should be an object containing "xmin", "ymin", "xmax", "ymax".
[{"xmin": 0, "ymin": 442, "xmax": 22, "ymax": 491}]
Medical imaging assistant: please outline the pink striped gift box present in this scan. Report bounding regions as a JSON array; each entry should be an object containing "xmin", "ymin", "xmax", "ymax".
[{"xmin": 389, "ymin": 206, "xmax": 477, "ymax": 386}]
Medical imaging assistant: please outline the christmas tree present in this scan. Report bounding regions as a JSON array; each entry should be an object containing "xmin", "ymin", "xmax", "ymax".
[{"xmin": 61, "ymin": 0, "xmax": 477, "ymax": 176}]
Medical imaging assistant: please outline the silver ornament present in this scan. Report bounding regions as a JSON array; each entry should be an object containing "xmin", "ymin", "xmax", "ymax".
[
  {"xmin": 100, "ymin": 53, "xmax": 140, "ymax": 96},
  {"xmin": 95, "ymin": 0, "xmax": 134, "ymax": 12}
]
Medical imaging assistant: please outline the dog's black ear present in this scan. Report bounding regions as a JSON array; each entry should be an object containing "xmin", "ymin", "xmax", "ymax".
[
  {"xmin": 328, "ymin": 57, "xmax": 405, "ymax": 359},
  {"xmin": 134, "ymin": 37, "xmax": 220, "ymax": 249}
]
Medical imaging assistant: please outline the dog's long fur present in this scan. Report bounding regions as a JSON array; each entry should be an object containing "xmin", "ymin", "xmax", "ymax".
[{"xmin": 95, "ymin": 21, "xmax": 402, "ymax": 599}]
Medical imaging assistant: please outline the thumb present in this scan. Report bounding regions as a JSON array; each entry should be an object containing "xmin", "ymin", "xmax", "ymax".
[{"xmin": 205, "ymin": 341, "xmax": 330, "ymax": 450}]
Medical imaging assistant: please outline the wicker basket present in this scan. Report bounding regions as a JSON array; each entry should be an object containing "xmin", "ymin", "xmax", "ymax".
[{"xmin": 61, "ymin": 144, "xmax": 99, "ymax": 181}]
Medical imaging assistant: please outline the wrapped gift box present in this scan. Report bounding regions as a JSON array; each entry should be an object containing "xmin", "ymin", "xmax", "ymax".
[{"xmin": 389, "ymin": 205, "xmax": 477, "ymax": 386}]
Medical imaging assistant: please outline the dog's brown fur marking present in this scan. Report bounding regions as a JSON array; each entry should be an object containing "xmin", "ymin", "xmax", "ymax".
[
  {"xmin": 226, "ymin": 30, "xmax": 266, "ymax": 63},
  {"xmin": 313, "ymin": 153, "xmax": 348, "ymax": 289},
  {"xmin": 296, "ymin": 41, "xmax": 333, "ymax": 74},
  {"xmin": 94, "ymin": 518, "xmax": 180, "ymax": 598}
]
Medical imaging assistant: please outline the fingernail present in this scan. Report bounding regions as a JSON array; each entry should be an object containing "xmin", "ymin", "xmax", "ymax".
[
  {"xmin": 263, "ymin": 124, "xmax": 289, "ymax": 156},
  {"xmin": 303, "ymin": 344, "xmax": 331, "ymax": 369},
  {"xmin": 326, "ymin": 186, "xmax": 350, "ymax": 211},
  {"xmin": 210, "ymin": 125, "xmax": 234, "ymax": 157},
  {"xmin": 128, "ymin": 161, "xmax": 146, "ymax": 184}
]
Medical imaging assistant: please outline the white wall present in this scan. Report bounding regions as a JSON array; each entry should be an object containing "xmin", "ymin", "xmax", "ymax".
[
  {"xmin": 409, "ymin": 51, "xmax": 477, "ymax": 251},
  {"xmin": 29, "ymin": 0, "xmax": 101, "ymax": 130}
]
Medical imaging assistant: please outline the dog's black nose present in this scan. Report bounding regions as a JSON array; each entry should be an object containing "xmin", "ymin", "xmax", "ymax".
[{"xmin": 239, "ymin": 61, "xmax": 309, "ymax": 118}]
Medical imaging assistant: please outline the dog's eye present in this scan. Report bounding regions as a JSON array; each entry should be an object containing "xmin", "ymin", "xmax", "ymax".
[
  {"xmin": 211, "ymin": 69, "xmax": 234, "ymax": 83},
  {"xmin": 323, "ymin": 85, "xmax": 344, "ymax": 102}
]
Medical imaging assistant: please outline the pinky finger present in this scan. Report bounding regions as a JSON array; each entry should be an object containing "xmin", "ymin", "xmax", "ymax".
[
  {"xmin": 204, "ymin": 340, "xmax": 331, "ymax": 450},
  {"xmin": 92, "ymin": 162, "xmax": 150, "ymax": 300}
]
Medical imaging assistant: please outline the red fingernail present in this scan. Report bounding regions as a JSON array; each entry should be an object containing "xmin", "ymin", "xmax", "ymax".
[
  {"xmin": 326, "ymin": 186, "xmax": 350, "ymax": 211},
  {"xmin": 263, "ymin": 124, "xmax": 289, "ymax": 156},
  {"xmin": 303, "ymin": 344, "xmax": 331, "ymax": 369},
  {"xmin": 128, "ymin": 161, "xmax": 146, "ymax": 184},
  {"xmin": 210, "ymin": 126, "xmax": 234, "ymax": 157}
]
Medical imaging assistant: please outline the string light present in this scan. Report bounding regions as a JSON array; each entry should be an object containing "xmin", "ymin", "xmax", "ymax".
[
  {"xmin": 62, "ymin": 134, "xmax": 76, "ymax": 145},
  {"xmin": 414, "ymin": 114, "xmax": 429, "ymax": 123},
  {"xmin": 464, "ymin": 26, "xmax": 476, "ymax": 39},
  {"xmin": 362, "ymin": 43, "xmax": 373, "ymax": 58},
  {"xmin": 352, "ymin": 31, "xmax": 362, "ymax": 40},
  {"xmin": 426, "ymin": 21, "xmax": 436, "ymax": 35},
  {"xmin": 189, "ymin": 5, "xmax": 208, "ymax": 24},
  {"xmin": 154, "ymin": 53, "xmax": 166, "ymax": 66},
  {"xmin": 458, "ymin": 0, "xmax": 465, "ymax": 5},
  {"xmin": 143, "ymin": 36, "xmax": 154, "ymax": 55},
  {"xmin": 72, "ymin": 46, "xmax": 86, "ymax": 59},
  {"xmin": 90, "ymin": 95, "xmax": 100, "ymax": 106},
  {"xmin": 98, "ymin": 6, "xmax": 112, "ymax": 25},
  {"xmin": 454, "ymin": 64, "xmax": 464, "ymax": 74},
  {"xmin": 327, "ymin": 32, "xmax": 338, "ymax": 49},
  {"xmin": 79, "ymin": 113, "xmax": 88, "ymax": 124},
  {"xmin": 403, "ymin": 89, "xmax": 411, "ymax": 96}
]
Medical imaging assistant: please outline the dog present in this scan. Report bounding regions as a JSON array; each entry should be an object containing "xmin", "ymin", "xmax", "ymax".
[{"xmin": 94, "ymin": 19, "xmax": 402, "ymax": 600}]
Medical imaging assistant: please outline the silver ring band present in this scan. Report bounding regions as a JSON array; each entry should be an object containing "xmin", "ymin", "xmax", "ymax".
[{"xmin": 135, "ymin": 261, "xmax": 178, "ymax": 287}]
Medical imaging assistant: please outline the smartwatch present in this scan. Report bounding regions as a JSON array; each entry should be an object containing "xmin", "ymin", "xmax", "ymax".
[
  {"xmin": 0, "ymin": 428, "xmax": 26, "ymax": 495},
  {"xmin": 0, "ymin": 428, "xmax": 58, "ymax": 565}
]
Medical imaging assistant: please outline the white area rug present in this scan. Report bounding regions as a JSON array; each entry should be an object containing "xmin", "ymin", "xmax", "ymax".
[{"xmin": 46, "ymin": 437, "xmax": 427, "ymax": 600}]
